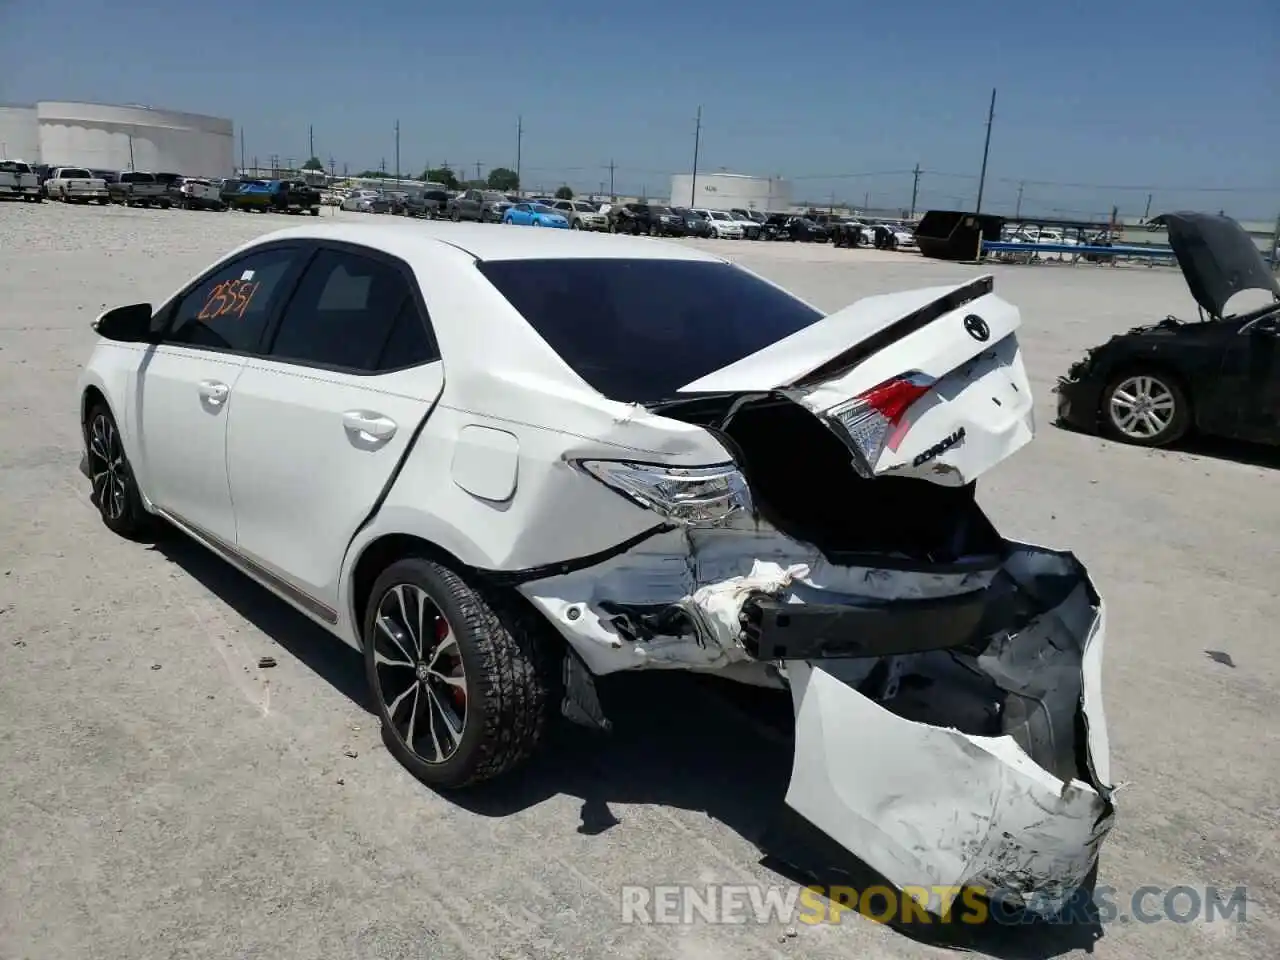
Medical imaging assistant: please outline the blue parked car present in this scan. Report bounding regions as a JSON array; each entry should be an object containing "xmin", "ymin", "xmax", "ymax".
[{"xmin": 502, "ymin": 202, "xmax": 569, "ymax": 228}]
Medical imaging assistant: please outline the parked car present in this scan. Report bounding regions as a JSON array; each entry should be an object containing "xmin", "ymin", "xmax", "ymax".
[
  {"xmin": 828, "ymin": 219, "xmax": 870, "ymax": 248},
  {"xmin": 672, "ymin": 207, "xmax": 714, "ymax": 238},
  {"xmin": 107, "ymin": 171, "xmax": 170, "ymax": 208},
  {"xmin": 46, "ymin": 167, "xmax": 111, "ymax": 204},
  {"xmin": 230, "ymin": 180, "xmax": 321, "ymax": 215},
  {"xmin": 341, "ymin": 190, "xmax": 386, "ymax": 213},
  {"xmin": 502, "ymin": 202, "xmax": 569, "ymax": 228},
  {"xmin": 390, "ymin": 189, "xmax": 451, "ymax": 219},
  {"xmin": 178, "ymin": 178, "xmax": 225, "ymax": 211},
  {"xmin": 154, "ymin": 172, "xmax": 184, "ymax": 207},
  {"xmin": 550, "ymin": 199, "xmax": 609, "ymax": 231},
  {"xmin": 609, "ymin": 202, "xmax": 687, "ymax": 237},
  {"xmin": 762, "ymin": 214, "xmax": 826, "ymax": 242},
  {"xmin": 77, "ymin": 223, "xmax": 1113, "ymax": 920},
  {"xmin": 447, "ymin": 189, "xmax": 511, "ymax": 223},
  {"xmin": 219, "ymin": 178, "xmax": 246, "ymax": 207},
  {"xmin": 0, "ymin": 159, "xmax": 42, "ymax": 201},
  {"xmin": 694, "ymin": 209, "xmax": 744, "ymax": 240},
  {"xmin": 1056, "ymin": 211, "xmax": 1280, "ymax": 448},
  {"xmin": 723, "ymin": 210, "xmax": 763, "ymax": 240}
]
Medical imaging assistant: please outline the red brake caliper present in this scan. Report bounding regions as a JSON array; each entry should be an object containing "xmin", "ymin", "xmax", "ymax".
[{"xmin": 437, "ymin": 618, "xmax": 465, "ymax": 708}]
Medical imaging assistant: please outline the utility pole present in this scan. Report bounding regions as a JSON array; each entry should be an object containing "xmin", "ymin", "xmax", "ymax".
[
  {"xmin": 240, "ymin": 128, "xmax": 245, "ymax": 174},
  {"xmin": 607, "ymin": 159, "xmax": 616, "ymax": 199},
  {"xmin": 1015, "ymin": 181, "xmax": 1025, "ymax": 219},
  {"xmin": 328, "ymin": 156, "xmax": 335, "ymax": 179},
  {"xmin": 379, "ymin": 157, "xmax": 386, "ymax": 174},
  {"xmin": 975, "ymin": 87, "xmax": 996, "ymax": 214},
  {"xmin": 475, "ymin": 160, "xmax": 482, "ymax": 182},
  {"xmin": 689, "ymin": 106, "xmax": 702, "ymax": 207},
  {"xmin": 309, "ymin": 124, "xmax": 314, "ymax": 160},
  {"xmin": 910, "ymin": 163, "xmax": 921, "ymax": 219},
  {"xmin": 394, "ymin": 120, "xmax": 400, "ymax": 182},
  {"xmin": 515, "ymin": 115, "xmax": 523, "ymax": 189},
  {"xmin": 1143, "ymin": 192, "xmax": 1153, "ymax": 221},
  {"xmin": 128, "ymin": 135, "xmax": 135, "ymax": 172}
]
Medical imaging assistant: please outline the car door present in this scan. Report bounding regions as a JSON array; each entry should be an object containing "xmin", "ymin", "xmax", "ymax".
[
  {"xmin": 1216, "ymin": 314, "xmax": 1280, "ymax": 442},
  {"xmin": 224, "ymin": 243, "xmax": 444, "ymax": 621},
  {"xmin": 136, "ymin": 243, "xmax": 309, "ymax": 545}
]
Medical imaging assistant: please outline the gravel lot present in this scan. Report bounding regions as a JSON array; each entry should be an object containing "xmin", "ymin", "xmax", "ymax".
[{"xmin": 1, "ymin": 200, "xmax": 1277, "ymax": 960}]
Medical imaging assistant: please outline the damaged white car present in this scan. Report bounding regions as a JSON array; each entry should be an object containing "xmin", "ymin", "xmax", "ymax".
[{"xmin": 78, "ymin": 221, "xmax": 1114, "ymax": 916}]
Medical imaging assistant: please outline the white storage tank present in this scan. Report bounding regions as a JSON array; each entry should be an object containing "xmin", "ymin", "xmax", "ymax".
[
  {"xmin": 669, "ymin": 172, "xmax": 791, "ymax": 212},
  {"xmin": 0, "ymin": 104, "xmax": 41, "ymax": 163},
  {"xmin": 35, "ymin": 102, "xmax": 234, "ymax": 178}
]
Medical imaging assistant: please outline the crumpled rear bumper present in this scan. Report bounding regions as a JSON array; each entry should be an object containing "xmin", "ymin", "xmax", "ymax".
[{"xmin": 518, "ymin": 534, "xmax": 1114, "ymax": 914}]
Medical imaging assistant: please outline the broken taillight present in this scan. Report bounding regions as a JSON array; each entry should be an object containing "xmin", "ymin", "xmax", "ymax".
[
  {"xmin": 825, "ymin": 372, "xmax": 935, "ymax": 477},
  {"xmin": 573, "ymin": 460, "xmax": 753, "ymax": 526}
]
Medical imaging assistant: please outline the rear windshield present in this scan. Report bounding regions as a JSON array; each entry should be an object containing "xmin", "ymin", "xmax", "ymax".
[
  {"xmin": 1, "ymin": 161, "xmax": 31, "ymax": 173},
  {"xmin": 120, "ymin": 172, "xmax": 156, "ymax": 184},
  {"xmin": 477, "ymin": 258, "xmax": 824, "ymax": 403},
  {"xmin": 61, "ymin": 168, "xmax": 92, "ymax": 179}
]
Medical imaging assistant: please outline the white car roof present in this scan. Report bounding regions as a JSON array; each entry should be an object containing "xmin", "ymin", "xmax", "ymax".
[{"xmin": 246, "ymin": 219, "xmax": 729, "ymax": 263}]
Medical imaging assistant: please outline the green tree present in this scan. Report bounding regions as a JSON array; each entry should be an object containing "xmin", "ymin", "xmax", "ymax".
[
  {"xmin": 554, "ymin": 185, "xmax": 574, "ymax": 200},
  {"xmin": 302, "ymin": 157, "xmax": 324, "ymax": 171},
  {"xmin": 487, "ymin": 167, "xmax": 520, "ymax": 191},
  {"xmin": 355, "ymin": 170, "xmax": 386, "ymax": 179},
  {"xmin": 424, "ymin": 166, "xmax": 460, "ymax": 190}
]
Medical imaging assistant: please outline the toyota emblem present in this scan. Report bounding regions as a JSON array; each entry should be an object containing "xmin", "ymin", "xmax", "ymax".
[{"xmin": 963, "ymin": 314, "xmax": 990, "ymax": 342}]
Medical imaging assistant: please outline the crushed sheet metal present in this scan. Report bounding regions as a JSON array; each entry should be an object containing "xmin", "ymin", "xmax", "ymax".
[{"xmin": 781, "ymin": 579, "xmax": 1113, "ymax": 917}]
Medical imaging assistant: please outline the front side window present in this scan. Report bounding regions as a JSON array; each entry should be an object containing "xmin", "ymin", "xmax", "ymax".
[
  {"xmin": 164, "ymin": 246, "xmax": 302, "ymax": 353},
  {"xmin": 266, "ymin": 248, "xmax": 437, "ymax": 372},
  {"xmin": 477, "ymin": 258, "xmax": 824, "ymax": 403}
]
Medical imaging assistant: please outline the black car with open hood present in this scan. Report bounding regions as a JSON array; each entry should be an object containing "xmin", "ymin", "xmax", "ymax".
[{"xmin": 1055, "ymin": 212, "xmax": 1280, "ymax": 449}]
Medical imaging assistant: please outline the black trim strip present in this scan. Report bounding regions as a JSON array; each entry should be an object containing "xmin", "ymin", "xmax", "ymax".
[
  {"xmin": 794, "ymin": 275, "xmax": 994, "ymax": 388},
  {"xmin": 478, "ymin": 523, "xmax": 674, "ymax": 586},
  {"xmin": 157, "ymin": 508, "xmax": 339, "ymax": 624},
  {"xmin": 741, "ymin": 588, "xmax": 989, "ymax": 661}
]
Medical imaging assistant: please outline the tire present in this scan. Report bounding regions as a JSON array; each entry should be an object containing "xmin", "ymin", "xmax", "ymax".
[
  {"xmin": 84, "ymin": 403, "xmax": 151, "ymax": 538},
  {"xmin": 310, "ymin": 207, "xmax": 319, "ymax": 216},
  {"xmin": 1101, "ymin": 369, "xmax": 1190, "ymax": 447},
  {"xmin": 363, "ymin": 558, "xmax": 551, "ymax": 789},
  {"xmin": 451, "ymin": 209, "xmax": 461, "ymax": 222},
  {"xmin": 571, "ymin": 220, "xmax": 582, "ymax": 230}
]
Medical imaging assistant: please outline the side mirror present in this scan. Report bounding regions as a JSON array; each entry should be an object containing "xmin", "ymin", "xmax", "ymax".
[{"xmin": 93, "ymin": 303, "xmax": 154, "ymax": 343}]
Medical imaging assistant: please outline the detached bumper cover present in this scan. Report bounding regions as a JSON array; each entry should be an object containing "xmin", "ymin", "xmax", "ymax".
[{"xmin": 520, "ymin": 537, "xmax": 1113, "ymax": 914}]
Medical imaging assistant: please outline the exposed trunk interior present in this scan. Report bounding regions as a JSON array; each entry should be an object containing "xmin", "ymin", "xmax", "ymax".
[{"xmin": 663, "ymin": 395, "xmax": 1004, "ymax": 564}]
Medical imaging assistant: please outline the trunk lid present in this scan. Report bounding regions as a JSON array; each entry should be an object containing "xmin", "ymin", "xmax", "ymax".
[{"xmin": 677, "ymin": 276, "xmax": 1034, "ymax": 485}]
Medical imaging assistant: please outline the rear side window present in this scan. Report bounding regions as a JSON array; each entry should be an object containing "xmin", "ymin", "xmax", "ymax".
[
  {"xmin": 476, "ymin": 259, "xmax": 823, "ymax": 403},
  {"xmin": 165, "ymin": 246, "xmax": 302, "ymax": 353},
  {"xmin": 266, "ymin": 248, "xmax": 437, "ymax": 372}
]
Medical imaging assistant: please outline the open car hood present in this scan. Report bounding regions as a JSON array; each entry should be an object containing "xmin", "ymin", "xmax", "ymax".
[
  {"xmin": 677, "ymin": 276, "xmax": 1035, "ymax": 486},
  {"xmin": 1150, "ymin": 211, "xmax": 1280, "ymax": 319}
]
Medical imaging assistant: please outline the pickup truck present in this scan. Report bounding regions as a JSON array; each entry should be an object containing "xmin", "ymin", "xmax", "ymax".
[
  {"xmin": 107, "ymin": 171, "xmax": 171, "ymax": 208},
  {"xmin": 447, "ymin": 188, "xmax": 511, "ymax": 223},
  {"xmin": 46, "ymin": 167, "xmax": 111, "ymax": 204},
  {"xmin": 177, "ymin": 178, "xmax": 224, "ymax": 211},
  {"xmin": 0, "ymin": 160, "xmax": 42, "ymax": 201}
]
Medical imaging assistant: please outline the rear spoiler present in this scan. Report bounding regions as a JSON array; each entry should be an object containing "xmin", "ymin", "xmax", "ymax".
[{"xmin": 794, "ymin": 275, "xmax": 994, "ymax": 388}]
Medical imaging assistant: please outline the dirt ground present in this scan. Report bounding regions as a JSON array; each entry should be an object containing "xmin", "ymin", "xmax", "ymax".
[{"xmin": 1, "ymin": 200, "xmax": 1277, "ymax": 960}]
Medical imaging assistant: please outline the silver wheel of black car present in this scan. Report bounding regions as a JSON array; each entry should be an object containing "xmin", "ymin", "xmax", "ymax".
[
  {"xmin": 1102, "ymin": 371, "xmax": 1189, "ymax": 447},
  {"xmin": 363, "ymin": 558, "xmax": 551, "ymax": 789}
]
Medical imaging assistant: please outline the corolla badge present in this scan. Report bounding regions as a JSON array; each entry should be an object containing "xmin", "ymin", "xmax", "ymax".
[{"xmin": 963, "ymin": 314, "xmax": 990, "ymax": 342}]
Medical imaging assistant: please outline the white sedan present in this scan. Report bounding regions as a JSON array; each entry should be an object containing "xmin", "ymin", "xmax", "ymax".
[{"xmin": 77, "ymin": 221, "xmax": 1114, "ymax": 917}]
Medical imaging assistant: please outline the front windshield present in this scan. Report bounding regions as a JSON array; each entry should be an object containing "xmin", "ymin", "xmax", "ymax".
[
  {"xmin": 651, "ymin": 206, "xmax": 674, "ymax": 216},
  {"xmin": 483, "ymin": 192, "xmax": 506, "ymax": 203},
  {"xmin": 572, "ymin": 202, "xmax": 595, "ymax": 211},
  {"xmin": 709, "ymin": 212, "xmax": 730, "ymax": 221}
]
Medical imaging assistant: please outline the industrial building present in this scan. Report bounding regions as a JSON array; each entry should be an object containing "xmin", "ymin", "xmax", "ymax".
[
  {"xmin": 669, "ymin": 172, "xmax": 791, "ymax": 211},
  {"xmin": 0, "ymin": 101, "xmax": 234, "ymax": 178}
]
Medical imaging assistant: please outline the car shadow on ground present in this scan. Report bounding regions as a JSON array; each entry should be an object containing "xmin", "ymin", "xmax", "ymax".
[
  {"xmin": 1053, "ymin": 418, "xmax": 1280, "ymax": 470},
  {"xmin": 152, "ymin": 532, "xmax": 1101, "ymax": 960}
]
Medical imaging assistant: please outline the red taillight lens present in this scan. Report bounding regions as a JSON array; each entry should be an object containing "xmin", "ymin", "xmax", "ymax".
[
  {"xmin": 857, "ymin": 375, "xmax": 934, "ymax": 425},
  {"xmin": 827, "ymin": 372, "xmax": 935, "ymax": 476}
]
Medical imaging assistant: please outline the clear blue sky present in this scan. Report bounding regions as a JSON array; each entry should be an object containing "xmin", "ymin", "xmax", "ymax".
[{"xmin": 2, "ymin": 0, "xmax": 1277, "ymax": 219}]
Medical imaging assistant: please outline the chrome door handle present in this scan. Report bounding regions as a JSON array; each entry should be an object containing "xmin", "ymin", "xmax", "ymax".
[
  {"xmin": 198, "ymin": 380, "xmax": 229, "ymax": 404},
  {"xmin": 342, "ymin": 410, "xmax": 397, "ymax": 440}
]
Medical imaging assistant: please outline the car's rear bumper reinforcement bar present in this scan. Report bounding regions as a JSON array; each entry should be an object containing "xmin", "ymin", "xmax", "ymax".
[{"xmin": 741, "ymin": 588, "xmax": 989, "ymax": 660}]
